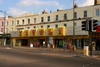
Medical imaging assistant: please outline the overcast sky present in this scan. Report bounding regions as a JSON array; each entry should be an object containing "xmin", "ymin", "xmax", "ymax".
[{"xmin": 0, "ymin": 0, "xmax": 94, "ymax": 17}]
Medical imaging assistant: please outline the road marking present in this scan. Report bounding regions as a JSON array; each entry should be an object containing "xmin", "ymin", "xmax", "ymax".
[{"xmin": 6, "ymin": 47, "xmax": 12, "ymax": 49}]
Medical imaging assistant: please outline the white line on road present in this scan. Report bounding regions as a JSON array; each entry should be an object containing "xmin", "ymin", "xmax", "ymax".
[{"xmin": 6, "ymin": 47, "xmax": 12, "ymax": 49}]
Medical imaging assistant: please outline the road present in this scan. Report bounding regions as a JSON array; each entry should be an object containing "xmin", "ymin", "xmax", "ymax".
[{"xmin": 0, "ymin": 47, "xmax": 100, "ymax": 67}]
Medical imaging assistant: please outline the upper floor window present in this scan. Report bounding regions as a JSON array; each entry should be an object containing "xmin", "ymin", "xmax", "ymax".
[
  {"xmin": 47, "ymin": 25, "xmax": 50, "ymax": 28},
  {"xmin": 11, "ymin": 28, "xmax": 13, "ymax": 31},
  {"xmin": 64, "ymin": 24, "xmax": 67, "ymax": 27},
  {"xmin": 28, "ymin": 19, "xmax": 30, "ymax": 24},
  {"xmin": 6, "ymin": 21, "xmax": 8, "ymax": 26},
  {"xmin": 6, "ymin": 28, "xmax": 8, "ymax": 33},
  {"xmin": 34, "ymin": 26, "xmax": 36, "ymax": 28},
  {"xmin": 1, "ymin": 28, "xmax": 3, "ymax": 32},
  {"xmin": 41, "ymin": 17, "xmax": 44, "ymax": 22},
  {"xmin": 55, "ymin": 24, "xmax": 58, "ymax": 28},
  {"xmin": 74, "ymin": 12, "xmax": 77, "ymax": 19},
  {"xmin": 96, "ymin": 9, "xmax": 99, "ymax": 16},
  {"xmin": 11, "ymin": 21, "xmax": 14, "ymax": 25},
  {"xmin": 56, "ymin": 15, "xmax": 58, "ymax": 20},
  {"xmin": 48, "ymin": 16, "xmax": 50, "ymax": 21},
  {"xmin": 41, "ymin": 26, "xmax": 43, "ymax": 28},
  {"xmin": 2, "ymin": 22, "xmax": 3, "ymax": 26},
  {"xmin": 74, "ymin": 23, "xmax": 77, "ymax": 26},
  {"xmin": 22, "ymin": 20, "xmax": 24, "ymax": 24},
  {"xmin": 17, "ymin": 20, "xmax": 19, "ymax": 25},
  {"xmin": 64, "ymin": 14, "xmax": 67, "ymax": 19},
  {"xmin": 34, "ymin": 18, "xmax": 36, "ymax": 23},
  {"xmin": 84, "ymin": 11, "xmax": 87, "ymax": 17}
]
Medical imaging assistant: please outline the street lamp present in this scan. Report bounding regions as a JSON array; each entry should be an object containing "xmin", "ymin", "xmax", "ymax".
[
  {"xmin": 0, "ymin": 10, "xmax": 6, "ymax": 46},
  {"xmin": 73, "ymin": 0, "xmax": 75, "ymax": 51}
]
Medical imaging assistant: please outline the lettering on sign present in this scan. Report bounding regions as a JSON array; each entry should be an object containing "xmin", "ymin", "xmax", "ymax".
[
  {"xmin": 32, "ymin": 30, "xmax": 36, "ymax": 35},
  {"xmin": 39, "ymin": 29, "xmax": 44, "ymax": 35},
  {"xmin": 59, "ymin": 28, "xmax": 62, "ymax": 34},
  {"xmin": 26, "ymin": 30, "xmax": 28, "ymax": 36},
  {"xmin": 19, "ymin": 31, "xmax": 22, "ymax": 36},
  {"xmin": 49, "ymin": 29, "xmax": 53, "ymax": 35},
  {"xmin": 93, "ymin": 34, "xmax": 100, "ymax": 37}
]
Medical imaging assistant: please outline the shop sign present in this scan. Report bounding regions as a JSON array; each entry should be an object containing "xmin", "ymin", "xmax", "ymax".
[
  {"xmin": 39, "ymin": 28, "xmax": 45, "ymax": 36},
  {"xmin": 48, "ymin": 27, "xmax": 54, "ymax": 36},
  {"xmin": 58, "ymin": 26, "xmax": 65, "ymax": 36},
  {"xmin": 19, "ymin": 30, "xmax": 24, "ymax": 37},
  {"xmin": 59, "ymin": 41, "xmax": 64, "ymax": 45},
  {"xmin": 93, "ymin": 33, "xmax": 100, "ymax": 37},
  {"xmin": 32, "ymin": 29, "xmax": 37, "ymax": 36},
  {"xmin": 25, "ymin": 29, "xmax": 30, "ymax": 37}
]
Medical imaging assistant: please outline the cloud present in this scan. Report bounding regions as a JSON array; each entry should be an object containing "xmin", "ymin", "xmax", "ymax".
[
  {"xmin": 17, "ymin": 0, "xmax": 59, "ymax": 6},
  {"xmin": 7, "ymin": 8, "xmax": 27, "ymax": 17},
  {"xmin": 0, "ymin": 0, "xmax": 3, "ymax": 3},
  {"xmin": 79, "ymin": 0, "xmax": 94, "ymax": 7},
  {"xmin": 0, "ymin": 14, "xmax": 4, "ymax": 17}
]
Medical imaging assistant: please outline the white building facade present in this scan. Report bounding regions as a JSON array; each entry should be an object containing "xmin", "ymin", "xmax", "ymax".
[{"xmin": 6, "ymin": 0, "xmax": 100, "ymax": 48}]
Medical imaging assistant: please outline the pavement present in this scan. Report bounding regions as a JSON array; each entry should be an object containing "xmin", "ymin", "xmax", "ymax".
[{"xmin": 1, "ymin": 45, "xmax": 100, "ymax": 60}]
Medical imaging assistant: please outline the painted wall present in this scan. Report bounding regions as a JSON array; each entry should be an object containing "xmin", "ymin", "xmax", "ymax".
[{"xmin": 0, "ymin": 17, "xmax": 5, "ymax": 33}]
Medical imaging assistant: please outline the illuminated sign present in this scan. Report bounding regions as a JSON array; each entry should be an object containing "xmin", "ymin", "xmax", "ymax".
[
  {"xmin": 39, "ymin": 28, "xmax": 45, "ymax": 36},
  {"xmin": 25, "ymin": 29, "xmax": 30, "ymax": 37},
  {"xmin": 19, "ymin": 30, "xmax": 24, "ymax": 37},
  {"xmin": 32, "ymin": 29, "xmax": 37, "ymax": 36},
  {"xmin": 58, "ymin": 26, "xmax": 65, "ymax": 36},
  {"xmin": 48, "ymin": 27, "xmax": 54, "ymax": 36}
]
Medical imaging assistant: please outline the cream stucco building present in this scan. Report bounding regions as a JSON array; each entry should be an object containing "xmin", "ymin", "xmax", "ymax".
[{"xmin": 5, "ymin": 0, "xmax": 100, "ymax": 48}]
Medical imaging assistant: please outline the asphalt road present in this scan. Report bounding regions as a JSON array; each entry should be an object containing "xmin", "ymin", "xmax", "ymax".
[{"xmin": 0, "ymin": 47, "xmax": 100, "ymax": 67}]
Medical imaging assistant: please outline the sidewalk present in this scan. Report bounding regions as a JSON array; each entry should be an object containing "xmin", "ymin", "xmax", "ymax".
[{"xmin": 1, "ymin": 46, "xmax": 100, "ymax": 60}]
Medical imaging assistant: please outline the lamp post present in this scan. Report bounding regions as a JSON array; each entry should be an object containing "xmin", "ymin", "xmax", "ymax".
[
  {"xmin": 73, "ymin": 0, "xmax": 75, "ymax": 51},
  {"xmin": 0, "ymin": 10, "xmax": 6, "ymax": 46}
]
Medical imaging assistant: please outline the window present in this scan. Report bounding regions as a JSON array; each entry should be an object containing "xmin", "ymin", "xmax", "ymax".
[
  {"xmin": 55, "ymin": 24, "xmax": 58, "ymax": 28},
  {"xmin": 28, "ymin": 19, "xmax": 30, "ymax": 24},
  {"xmin": 41, "ymin": 17, "xmax": 44, "ymax": 22},
  {"xmin": 28, "ymin": 27, "xmax": 30, "ymax": 29},
  {"xmin": 34, "ymin": 18, "xmax": 36, "ymax": 23},
  {"xmin": 22, "ymin": 20, "xmax": 24, "ymax": 24},
  {"xmin": 48, "ymin": 16, "xmax": 50, "ymax": 21},
  {"xmin": 6, "ymin": 28, "xmax": 8, "ymax": 33},
  {"xmin": 56, "ymin": 15, "xmax": 58, "ymax": 20},
  {"xmin": 1, "ymin": 22, "xmax": 3, "ymax": 26},
  {"xmin": 84, "ymin": 11, "xmax": 87, "ymax": 17},
  {"xmin": 1, "ymin": 28, "xmax": 3, "ymax": 32},
  {"xmin": 11, "ymin": 28, "xmax": 13, "ymax": 31},
  {"xmin": 6, "ymin": 21, "xmax": 8, "ymax": 26},
  {"xmin": 11, "ymin": 21, "xmax": 14, "ymax": 25},
  {"xmin": 17, "ymin": 20, "xmax": 19, "ymax": 25},
  {"xmin": 74, "ymin": 23, "xmax": 77, "ymax": 26},
  {"xmin": 96, "ymin": 9, "xmax": 99, "ymax": 16},
  {"xmin": 41, "ymin": 26, "xmax": 43, "ymax": 28},
  {"xmin": 47, "ymin": 25, "xmax": 50, "ymax": 28},
  {"xmin": 64, "ymin": 24, "xmax": 67, "ymax": 27},
  {"xmin": 34, "ymin": 26, "xmax": 36, "ymax": 28},
  {"xmin": 64, "ymin": 14, "xmax": 67, "ymax": 19},
  {"xmin": 74, "ymin": 12, "xmax": 77, "ymax": 18}
]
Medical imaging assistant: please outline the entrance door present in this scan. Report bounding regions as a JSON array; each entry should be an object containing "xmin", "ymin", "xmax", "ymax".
[
  {"xmin": 21, "ymin": 39, "xmax": 28, "ymax": 46},
  {"xmin": 40, "ymin": 39, "xmax": 45, "ymax": 47},
  {"xmin": 77, "ymin": 39, "xmax": 81, "ymax": 48}
]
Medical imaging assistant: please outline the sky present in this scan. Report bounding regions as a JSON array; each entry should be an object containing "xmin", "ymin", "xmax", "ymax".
[{"xmin": 0, "ymin": 0, "xmax": 94, "ymax": 18}]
